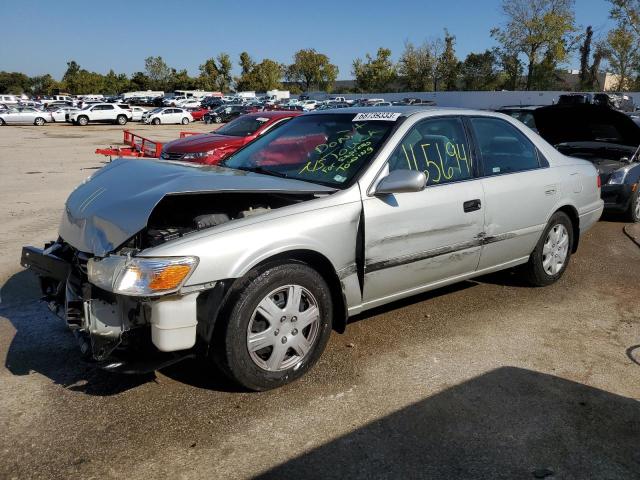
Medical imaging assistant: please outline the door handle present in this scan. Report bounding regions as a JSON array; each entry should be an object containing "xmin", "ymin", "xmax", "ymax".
[{"xmin": 463, "ymin": 199, "xmax": 482, "ymax": 213}]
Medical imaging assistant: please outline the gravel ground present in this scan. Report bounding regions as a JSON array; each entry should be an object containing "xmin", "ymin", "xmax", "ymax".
[{"xmin": 0, "ymin": 124, "xmax": 639, "ymax": 480}]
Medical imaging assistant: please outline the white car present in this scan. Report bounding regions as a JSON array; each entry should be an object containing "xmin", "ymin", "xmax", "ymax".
[
  {"xmin": 143, "ymin": 107, "xmax": 193, "ymax": 125},
  {"xmin": 49, "ymin": 107, "xmax": 80, "ymax": 122},
  {"xmin": 0, "ymin": 107, "xmax": 53, "ymax": 125},
  {"xmin": 300, "ymin": 100, "xmax": 318, "ymax": 111},
  {"xmin": 177, "ymin": 99, "xmax": 201, "ymax": 109},
  {"xmin": 130, "ymin": 106, "xmax": 146, "ymax": 121},
  {"xmin": 68, "ymin": 103, "xmax": 132, "ymax": 126},
  {"xmin": 163, "ymin": 96, "xmax": 187, "ymax": 106}
]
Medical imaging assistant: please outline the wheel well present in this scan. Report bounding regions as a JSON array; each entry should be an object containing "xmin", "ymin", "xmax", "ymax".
[
  {"xmin": 556, "ymin": 205, "xmax": 580, "ymax": 253},
  {"xmin": 251, "ymin": 250, "xmax": 348, "ymax": 333}
]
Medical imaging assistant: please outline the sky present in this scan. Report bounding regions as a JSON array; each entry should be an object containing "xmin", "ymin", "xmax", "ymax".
[{"xmin": 0, "ymin": 0, "xmax": 615, "ymax": 80}]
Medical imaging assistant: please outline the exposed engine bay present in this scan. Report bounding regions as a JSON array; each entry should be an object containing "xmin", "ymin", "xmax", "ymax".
[{"xmin": 124, "ymin": 191, "xmax": 319, "ymax": 251}]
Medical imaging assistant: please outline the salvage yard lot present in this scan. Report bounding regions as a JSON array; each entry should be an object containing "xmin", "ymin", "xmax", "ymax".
[{"xmin": 1, "ymin": 125, "xmax": 639, "ymax": 479}]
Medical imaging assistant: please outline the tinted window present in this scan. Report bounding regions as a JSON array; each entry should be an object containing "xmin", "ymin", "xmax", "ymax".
[
  {"xmin": 470, "ymin": 118, "xmax": 539, "ymax": 176},
  {"xmin": 216, "ymin": 116, "xmax": 272, "ymax": 136},
  {"xmin": 102, "ymin": 105, "xmax": 114, "ymax": 110},
  {"xmin": 388, "ymin": 117, "xmax": 474, "ymax": 186}
]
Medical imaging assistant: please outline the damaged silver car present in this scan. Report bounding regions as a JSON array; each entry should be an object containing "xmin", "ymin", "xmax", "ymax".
[{"xmin": 22, "ymin": 107, "xmax": 604, "ymax": 390}]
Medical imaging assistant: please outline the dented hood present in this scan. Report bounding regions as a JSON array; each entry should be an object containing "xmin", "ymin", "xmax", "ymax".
[{"xmin": 59, "ymin": 158, "xmax": 334, "ymax": 256}]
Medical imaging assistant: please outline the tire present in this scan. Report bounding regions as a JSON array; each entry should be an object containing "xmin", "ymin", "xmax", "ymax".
[
  {"xmin": 77, "ymin": 116, "xmax": 89, "ymax": 126},
  {"xmin": 0, "ymin": 118, "xmax": 5, "ymax": 126},
  {"xmin": 116, "ymin": 115, "xmax": 127, "ymax": 126},
  {"xmin": 522, "ymin": 211, "xmax": 573, "ymax": 287},
  {"xmin": 181, "ymin": 117, "xmax": 189, "ymax": 125},
  {"xmin": 215, "ymin": 116, "xmax": 222, "ymax": 123},
  {"xmin": 34, "ymin": 117, "xmax": 46, "ymax": 126},
  {"xmin": 627, "ymin": 188, "xmax": 640, "ymax": 223},
  {"xmin": 152, "ymin": 118, "xmax": 160, "ymax": 125},
  {"xmin": 212, "ymin": 262, "xmax": 333, "ymax": 391}
]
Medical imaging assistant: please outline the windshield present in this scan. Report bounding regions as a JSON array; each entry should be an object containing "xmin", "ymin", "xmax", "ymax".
[
  {"xmin": 221, "ymin": 113, "xmax": 396, "ymax": 188},
  {"xmin": 215, "ymin": 116, "xmax": 271, "ymax": 136}
]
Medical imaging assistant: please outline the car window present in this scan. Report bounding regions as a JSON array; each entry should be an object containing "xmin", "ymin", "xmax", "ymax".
[
  {"xmin": 216, "ymin": 115, "xmax": 272, "ymax": 136},
  {"xmin": 388, "ymin": 116, "xmax": 474, "ymax": 186},
  {"xmin": 102, "ymin": 105, "xmax": 114, "ymax": 110},
  {"xmin": 470, "ymin": 117, "xmax": 539, "ymax": 176}
]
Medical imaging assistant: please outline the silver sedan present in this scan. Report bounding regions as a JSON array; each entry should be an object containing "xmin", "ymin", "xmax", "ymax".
[
  {"xmin": 0, "ymin": 107, "xmax": 53, "ymax": 125},
  {"xmin": 22, "ymin": 107, "xmax": 603, "ymax": 390}
]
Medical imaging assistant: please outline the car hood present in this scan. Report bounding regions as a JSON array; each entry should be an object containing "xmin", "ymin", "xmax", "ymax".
[
  {"xmin": 59, "ymin": 158, "xmax": 335, "ymax": 256},
  {"xmin": 163, "ymin": 133, "xmax": 246, "ymax": 153},
  {"xmin": 533, "ymin": 104, "xmax": 640, "ymax": 147}
]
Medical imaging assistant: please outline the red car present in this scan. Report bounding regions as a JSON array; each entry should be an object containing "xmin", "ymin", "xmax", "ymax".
[
  {"xmin": 160, "ymin": 111, "xmax": 301, "ymax": 165},
  {"xmin": 185, "ymin": 107, "xmax": 209, "ymax": 121}
]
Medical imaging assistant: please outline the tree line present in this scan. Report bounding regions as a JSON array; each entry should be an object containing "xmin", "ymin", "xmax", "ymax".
[{"xmin": 1, "ymin": 0, "xmax": 639, "ymax": 96}]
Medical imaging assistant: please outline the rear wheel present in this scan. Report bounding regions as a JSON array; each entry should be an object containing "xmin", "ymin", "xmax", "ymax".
[
  {"xmin": 116, "ymin": 114, "xmax": 127, "ymax": 125},
  {"xmin": 212, "ymin": 262, "xmax": 333, "ymax": 391},
  {"xmin": 627, "ymin": 188, "xmax": 640, "ymax": 223},
  {"xmin": 77, "ymin": 116, "xmax": 89, "ymax": 126},
  {"xmin": 0, "ymin": 118, "xmax": 5, "ymax": 126},
  {"xmin": 181, "ymin": 117, "xmax": 189, "ymax": 125},
  {"xmin": 522, "ymin": 211, "xmax": 573, "ymax": 286},
  {"xmin": 34, "ymin": 117, "xmax": 46, "ymax": 126},
  {"xmin": 152, "ymin": 117, "xmax": 160, "ymax": 125},
  {"xmin": 215, "ymin": 116, "xmax": 222, "ymax": 123}
]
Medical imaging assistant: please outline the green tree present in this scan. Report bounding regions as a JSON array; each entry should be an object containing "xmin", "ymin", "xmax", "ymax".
[
  {"xmin": 0, "ymin": 72, "xmax": 31, "ymax": 94},
  {"xmin": 144, "ymin": 56, "xmax": 172, "ymax": 90},
  {"xmin": 216, "ymin": 53, "xmax": 233, "ymax": 92},
  {"xmin": 236, "ymin": 56, "xmax": 284, "ymax": 91},
  {"xmin": 607, "ymin": 23, "xmax": 639, "ymax": 90},
  {"xmin": 398, "ymin": 41, "xmax": 438, "ymax": 92},
  {"xmin": 103, "ymin": 69, "xmax": 129, "ymax": 94},
  {"xmin": 29, "ymin": 74, "xmax": 59, "ymax": 96},
  {"xmin": 129, "ymin": 71, "xmax": 150, "ymax": 91},
  {"xmin": 437, "ymin": 30, "xmax": 460, "ymax": 90},
  {"xmin": 286, "ymin": 49, "xmax": 339, "ymax": 92},
  {"xmin": 610, "ymin": 0, "xmax": 640, "ymax": 37},
  {"xmin": 198, "ymin": 58, "xmax": 220, "ymax": 90},
  {"xmin": 491, "ymin": 0, "xmax": 578, "ymax": 90},
  {"xmin": 352, "ymin": 47, "xmax": 396, "ymax": 92},
  {"xmin": 460, "ymin": 50, "xmax": 500, "ymax": 90}
]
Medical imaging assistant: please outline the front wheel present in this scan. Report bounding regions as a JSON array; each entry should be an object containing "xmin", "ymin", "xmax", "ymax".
[
  {"xmin": 215, "ymin": 116, "xmax": 222, "ymax": 123},
  {"xmin": 627, "ymin": 188, "xmax": 640, "ymax": 223},
  {"xmin": 77, "ymin": 116, "xmax": 89, "ymax": 126},
  {"xmin": 212, "ymin": 263, "xmax": 333, "ymax": 391},
  {"xmin": 522, "ymin": 211, "xmax": 573, "ymax": 286},
  {"xmin": 0, "ymin": 118, "xmax": 5, "ymax": 126},
  {"xmin": 152, "ymin": 117, "xmax": 160, "ymax": 125}
]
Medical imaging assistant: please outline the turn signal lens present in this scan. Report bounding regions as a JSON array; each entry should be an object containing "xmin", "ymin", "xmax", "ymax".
[
  {"xmin": 114, "ymin": 257, "xmax": 198, "ymax": 296},
  {"xmin": 148, "ymin": 264, "xmax": 193, "ymax": 291}
]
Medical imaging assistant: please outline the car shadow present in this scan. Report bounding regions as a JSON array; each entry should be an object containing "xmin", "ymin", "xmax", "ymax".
[
  {"xmin": 257, "ymin": 367, "xmax": 640, "ymax": 479},
  {"xmin": 1, "ymin": 270, "xmax": 152, "ymax": 396}
]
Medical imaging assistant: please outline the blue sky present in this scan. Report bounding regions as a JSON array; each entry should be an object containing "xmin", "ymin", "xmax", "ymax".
[{"xmin": 0, "ymin": 0, "xmax": 614, "ymax": 79}]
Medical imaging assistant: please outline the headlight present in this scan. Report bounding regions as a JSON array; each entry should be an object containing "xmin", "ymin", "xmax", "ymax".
[
  {"xmin": 88, "ymin": 256, "xmax": 198, "ymax": 296},
  {"xmin": 607, "ymin": 168, "xmax": 629, "ymax": 185},
  {"xmin": 182, "ymin": 150, "xmax": 215, "ymax": 160}
]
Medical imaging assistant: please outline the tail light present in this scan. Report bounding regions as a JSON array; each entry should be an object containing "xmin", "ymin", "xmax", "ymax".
[{"xmin": 597, "ymin": 175, "xmax": 601, "ymax": 189}]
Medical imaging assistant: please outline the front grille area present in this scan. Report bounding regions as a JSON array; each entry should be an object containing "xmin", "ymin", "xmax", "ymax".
[{"xmin": 161, "ymin": 151, "xmax": 185, "ymax": 160}]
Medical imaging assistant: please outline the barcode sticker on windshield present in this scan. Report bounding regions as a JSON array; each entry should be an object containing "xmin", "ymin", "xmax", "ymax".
[{"xmin": 352, "ymin": 112, "xmax": 401, "ymax": 122}]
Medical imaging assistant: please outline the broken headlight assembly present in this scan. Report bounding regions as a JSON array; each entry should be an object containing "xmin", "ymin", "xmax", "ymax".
[{"xmin": 88, "ymin": 256, "xmax": 198, "ymax": 296}]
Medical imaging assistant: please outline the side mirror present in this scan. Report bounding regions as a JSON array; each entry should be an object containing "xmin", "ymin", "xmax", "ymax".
[{"xmin": 375, "ymin": 169, "xmax": 427, "ymax": 195}]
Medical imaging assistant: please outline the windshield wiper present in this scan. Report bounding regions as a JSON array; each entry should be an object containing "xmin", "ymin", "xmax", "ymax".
[{"xmin": 236, "ymin": 166, "xmax": 289, "ymax": 178}]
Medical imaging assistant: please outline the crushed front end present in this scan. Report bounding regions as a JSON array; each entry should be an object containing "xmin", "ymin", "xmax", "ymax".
[{"xmin": 20, "ymin": 240, "xmax": 201, "ymax": 371}]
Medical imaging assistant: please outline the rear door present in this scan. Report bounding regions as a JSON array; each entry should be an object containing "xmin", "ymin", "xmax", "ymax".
[
  {"xmin": 361, "ymin": 115, "xmax": 485, "ymax": 303},
  {"xmin": 467, "ymin": 116, "xmax": 559, "ymax": 269}
]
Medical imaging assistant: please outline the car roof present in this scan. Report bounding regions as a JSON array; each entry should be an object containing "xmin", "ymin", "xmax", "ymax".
[
  {"xmin": 245, "ymin": 110, "xmax": 302, "ymax": 119},
  {"xmin": 304, "ymin": 105, "xmax": 448, "ymax": 117}
]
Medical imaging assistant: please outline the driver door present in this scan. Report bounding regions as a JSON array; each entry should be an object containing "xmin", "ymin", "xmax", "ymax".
[{"xmin": 361, "ymin": 116, "xmax": 485, "ymax": 303}]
